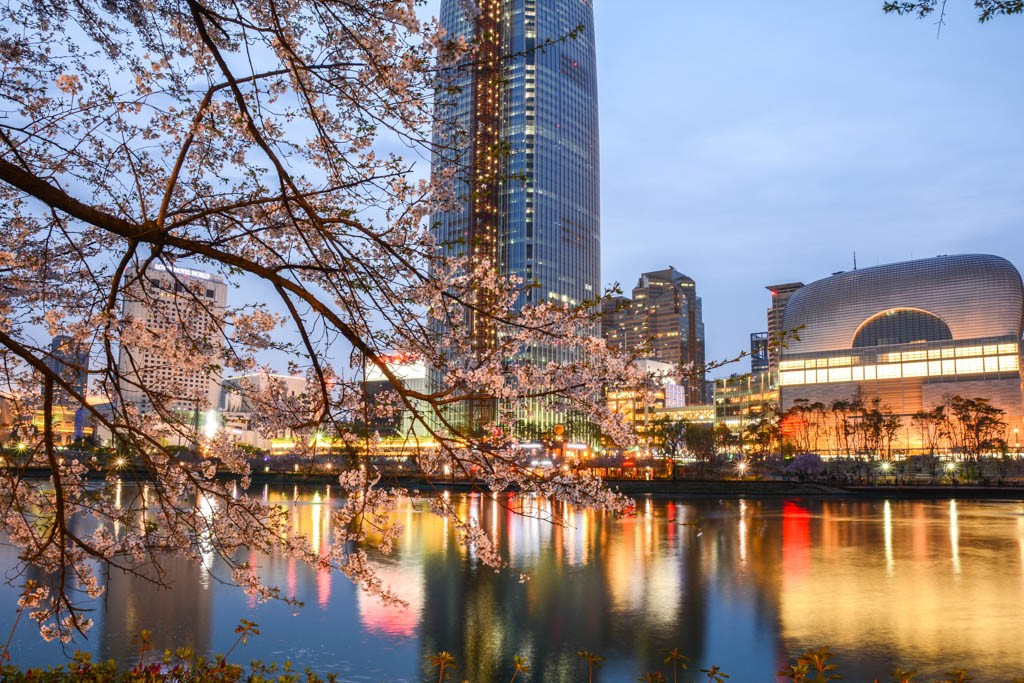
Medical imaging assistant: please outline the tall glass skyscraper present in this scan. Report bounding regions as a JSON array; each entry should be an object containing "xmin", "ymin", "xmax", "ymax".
[{"xmin": 432, "ymin": 0, "xmax": 600, "ymax": 430}]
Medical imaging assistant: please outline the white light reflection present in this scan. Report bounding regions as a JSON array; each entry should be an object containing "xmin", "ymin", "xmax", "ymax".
[
  {"xmin": 139, "ymin": 485, "xmax": 150, "ymax": 535},
  {"xmin": 491, "ymin": 493, "xmax": 499, "ymax": 539},
  {"xmin": 311, "ymin": 491, "xmax": 322, "ymax": 556},
  {"xmin": 1018, "ymin": 516, "xmax": 1024, "ymax": 584},
  {"xmin": 950, "ymin": 499, "xmax": 960, "ymax": 576},
  {"xmin": 197, "ymin": 494, "xmax": 217, "ymax": 588},
  {"xmin": 883, "ymin": 500, "xmax": 893, "ymax": 575},
  {"xmin": 738, "ymin": 499, "xmax": 747, "ymax": 566},
  {"xmin": 442, "ymin": 490, "xmax": 450, "ymax": 549},
  {"xmin": 113, "ymin": 479, "xmax": 123, "ymax": 538},
  {"xmin": 468, "ymin": 494, "xmax": 480, "ymax": 561}
]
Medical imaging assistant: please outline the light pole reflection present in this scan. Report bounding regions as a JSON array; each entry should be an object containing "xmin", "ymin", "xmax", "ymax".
[
  {"xmin": 883, "ymin": 500, "xmax": 893, "ymax": 575},
  {"xmin": 949, "ymin": 499, "xmax": 960, "ymax": 576}
]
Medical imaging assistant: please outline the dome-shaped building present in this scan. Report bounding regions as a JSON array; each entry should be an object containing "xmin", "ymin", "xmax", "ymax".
[{"xmin": 778, "ymin": 254, "xmax": 1024, "ymax": 454}]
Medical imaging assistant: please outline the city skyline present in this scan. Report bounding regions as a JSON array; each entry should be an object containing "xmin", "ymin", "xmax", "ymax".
[
  {"xmin": 406, "ymin": 1, "xmax": 1024, "ymax": 378},
  {"xmin": 592, "ymin": 2, "xmax": 1024, "ymax": 376},
  {"xmin": 58, "ymin": 3, "xmax": 1019, "ymax": 386}
]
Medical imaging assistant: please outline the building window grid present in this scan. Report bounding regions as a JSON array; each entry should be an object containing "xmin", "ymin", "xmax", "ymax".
[{"xmin": 779, "ymin": 337, "xmax": 1022, "ymax": 386}]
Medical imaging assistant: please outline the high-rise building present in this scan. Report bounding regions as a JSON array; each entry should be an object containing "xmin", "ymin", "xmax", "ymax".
[
  {"xmin": 749, "ymin": 331, "xmax": 769, "ymax": 375},
  {"xmin": 44, "ymin": 334, "xmax": 88, "ymax": 407},
  {"xmin": 431, "ymin": 0, "xmax": 600, "ymax": 429},
  {"xmin": 601, "ymin": 267, "xmax": 706, "ymax": 405},
  {"xmin": 117, "ymin": 264, "xmax": 227, "ymax": 416},
  {"xmin": 765, "ymin": 282, "xmax": 804, "ymax": 372}
]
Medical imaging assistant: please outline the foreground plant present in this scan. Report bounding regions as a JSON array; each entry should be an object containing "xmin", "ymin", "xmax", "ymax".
[
  {"xmin": 0, "ymin": 643, "xmax": 1011, "ymax": 682},
  {"xmin": 700, "ymin": 665, "xmax": 729, "ymax": 682},
  {"xmin": 778, "ymin": 646, "xmax": 841, "ymax": 683},
  {"xmin": 578, "ymin": 649, "xmax": 606, "ymax": 683},
  {"xmin": 1, "ymin": 620, "xmax": 339, "ymax": 682},
  {"xmin": 508, "ymin": 655, "xmax": 530, "ymax": 683},
  {"xmin": 662, "ymin": 647, "xmax": 690, "ymax": 683},
  {"xmin": 428, "ymin": 651, "xmax": 457, "ymax": 683}
]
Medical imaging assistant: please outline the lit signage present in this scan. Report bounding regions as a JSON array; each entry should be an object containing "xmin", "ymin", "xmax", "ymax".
[{"xmin": 365, "ymin": 352, "xmax": 427, "ymax": 382}]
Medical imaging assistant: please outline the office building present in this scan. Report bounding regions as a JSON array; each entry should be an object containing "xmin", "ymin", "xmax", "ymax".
[
  {"xmin": 218, "ymin": 372, "xmax": 309, "ymax": 453},
  {"xmin": 777, "ymin": 254, "xmax": 1024, "ymax": 453},
  {"xmin": 431, "ymin": 0, "xmax": 600, "ymax": 430},
  {"xmin": 601, "ymin": 267, "xmax": 706, "ymax": 404},
  {"xmin": 44, "ymin": 335, "xmax": 88, "ymax": 407},
  {"xmin": 766, "ymin": 282, "xmax": 804, "ymax": 372},
  {"xmin": 117, "ymin": 264, "xmax": 227, "ymax": 416},
  {"xmin": 363, "ymin": 352, "xmax": 431, "ymax": 438},
  {"xmin": 713, "ymin": 371, "xmax": 778, "ymax": 437},
  {"xmin": 750, "ymin": 331, "xmax": 769, "ymax": 375}
]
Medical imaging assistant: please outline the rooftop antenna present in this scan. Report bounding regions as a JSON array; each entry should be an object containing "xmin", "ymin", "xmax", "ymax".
[{"xmin": 853, "ymin": 251, "xmax": 857, "ymax": 270}]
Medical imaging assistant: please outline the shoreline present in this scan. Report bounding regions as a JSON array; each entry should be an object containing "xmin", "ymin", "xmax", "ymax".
[
  {"xmin": 258, "ymin": 473, "xmax": 1024, "ymax": 500},
  {"xmin": 16, "ymin": 466, "xmax": 1024, "ymax": 500}
]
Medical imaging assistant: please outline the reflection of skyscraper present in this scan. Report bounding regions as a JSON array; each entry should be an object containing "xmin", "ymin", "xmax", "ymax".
[
  {"xmin": 99, "ymin": 554, "xmax": 212, "ymax": 665},
  {"xmin": 432, "ymin": 0, "xmax": 600, "ymax": 429}
]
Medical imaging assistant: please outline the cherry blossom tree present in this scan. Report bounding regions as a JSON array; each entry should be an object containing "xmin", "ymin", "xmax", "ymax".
[{"xmin": 0, "ymin": 0, "xmax": 639, "ymax": 642}]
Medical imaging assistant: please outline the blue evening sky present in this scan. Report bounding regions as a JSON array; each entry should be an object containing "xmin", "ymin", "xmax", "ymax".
[{"xmin": 590, "ymin": 2, "xmax": 1024, "ymax": 376}]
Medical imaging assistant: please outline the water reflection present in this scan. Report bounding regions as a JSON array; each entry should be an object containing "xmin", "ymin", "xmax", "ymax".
[{"xmin": 1, "ymin": 490, "xmax": 1024, "ymax": 680}]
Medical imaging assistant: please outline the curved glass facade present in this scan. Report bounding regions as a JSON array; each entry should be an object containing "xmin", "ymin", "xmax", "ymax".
[
  {"xmin": 782, "ymin": 254, "xmax": 1024, "ymax": 355},
  {"xmin": 852, "ymin": 309, "xmax": 953, "ymax": 348},
  {"xmin": 433, "ymin": 0, "xmax": 600, "ymax": 317}
]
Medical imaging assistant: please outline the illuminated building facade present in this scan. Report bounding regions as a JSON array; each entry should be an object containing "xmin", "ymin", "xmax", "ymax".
[
  {"xmin": 432, "ymin": 0, "xmax": 600, "ymax": 429},
  {"xmin": 117, "ymin": 264, "xmax": 227, "ymax": 415},
  {"xmin": 363, "ymin": 352, "xmax": 431, "ymax": 439},
  {"xmin": 778, "ymin": 254, "xmax": 1024, "ymax": 452},
  {"xmin": 219, "ymin": 372, "xmax": 309, "ymax": 453},
  {"xmin": 714, "ymin": 371, "xmax": 778, "ymax": 436},
  {"xmin": 601, "ymin": 267, "xmax": 706, "ymax": 404}
]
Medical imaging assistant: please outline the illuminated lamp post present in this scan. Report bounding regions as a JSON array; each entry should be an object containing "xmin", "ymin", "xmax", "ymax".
[
  {"xmin": 553, "ymin": 423, "xmax": 566, "ymax": 462},
  {"xmin": 878, "ymin": 460, "xmax": 893, "ymax": 485},
  {"xmin": 945, "ymin": 461, "xmax": 958, "ymax": 484}
]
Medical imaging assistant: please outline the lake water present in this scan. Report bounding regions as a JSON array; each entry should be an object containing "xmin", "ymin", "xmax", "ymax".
[{"xmin": 2, "ymin": 485, "xmax": 1024, "ymax": 681}]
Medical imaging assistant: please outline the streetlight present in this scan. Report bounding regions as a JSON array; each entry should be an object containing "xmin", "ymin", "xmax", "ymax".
[{"xmin": 878, "ymin": 461, "xmax": 893, "ymax": 484}]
